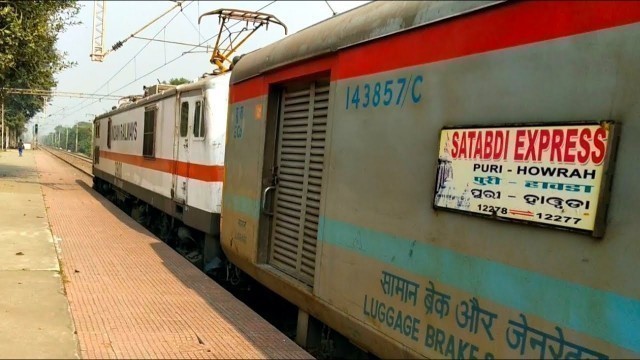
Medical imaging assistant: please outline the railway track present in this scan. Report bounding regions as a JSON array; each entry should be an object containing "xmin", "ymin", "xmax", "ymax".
[{"xmin": 41, "ymin": 146, "xmax": 92, "ymax": 177}]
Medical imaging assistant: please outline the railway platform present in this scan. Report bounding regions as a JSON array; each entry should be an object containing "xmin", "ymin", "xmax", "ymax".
[
  {"xmin": 0, "ymin": 148, "xmax": 312, "ymax": 359},
  {"xmin": 0, "ymin": 149, "xmax": 77, "ymax": 358}
]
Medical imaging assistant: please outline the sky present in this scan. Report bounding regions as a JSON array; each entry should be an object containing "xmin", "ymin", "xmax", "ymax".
[{"xmin": 34, "ymin": 0, "xmax": 369, "ymax": 138}]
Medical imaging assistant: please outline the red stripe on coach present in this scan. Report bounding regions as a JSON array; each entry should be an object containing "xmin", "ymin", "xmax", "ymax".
[
  {"xmin": 231, "ymin": 1, "xmax": 640, "ymax": 103},
  {"xmin": 100, "ymin": 151, "xmax": 224, "ymax": 183}
]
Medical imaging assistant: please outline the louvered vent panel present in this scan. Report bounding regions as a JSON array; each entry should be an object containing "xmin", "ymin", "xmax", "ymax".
[{"xmin": 268, "ymin": 81, "xmax": 330, "ymax": 286}]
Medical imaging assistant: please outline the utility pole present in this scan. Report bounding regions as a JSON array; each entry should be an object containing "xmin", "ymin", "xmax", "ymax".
[
  {"xmin": 90, "ymin": 121, "xmax": 94, "ymax": 160},
  {"xmin": 75, "ymin": 123, "xmax": 79, "ymax": 152},
  {"xmin": 66, "ymin": 127, "xmax": 69, "ymax": 150},
  {"xmin": 1, "ymin": 99, "xmax": 4, "ymax": 151},
  {"xmin": 36, "ymin": 97, "xmax": 46, "ymax": 150}
]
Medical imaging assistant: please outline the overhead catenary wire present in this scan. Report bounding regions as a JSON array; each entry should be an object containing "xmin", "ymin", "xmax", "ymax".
[
  {"xmin": 324, "ymin": 1, "xmax": 337, "ymax": 16},
  {"xmin": 129, "ymin": 36, "xmax": 210, "ymax": 49},
  {"xmin": 48, "ymin": 1, "xmax": 195, "ymax": 119},
  {"xmin": 181, "ymin": 7, "xmax": 205, "ymax": 44},
  {"xmin": 79, "ymin": 32, "xmax": 221, "ymax": 106},
  {"xmin": 46, "ymin": 31, "xmax": 220, "ymax": 121},
  {"xmin": 101, "ymin": 1, "xmax": 194, "ymax": 90},
  {"xmin": 107, "ymin": 1, "xmax": 187, "ymax": 54},
  {"xmin": 47, "ymin": 0, "xmax": 279, "ymax": 122},
  {"xmin": 0, "ymin": 88, "xmax": 125, "ymax": 99}
]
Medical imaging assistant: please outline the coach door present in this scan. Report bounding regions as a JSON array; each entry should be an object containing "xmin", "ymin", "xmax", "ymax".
[
  {"xmin": 266, "ymin": 80, "xmax": 330, "ymax": 285},
  {"xmin": 175, "ymin": 93, "xmax": 196, "ymax": 203}
]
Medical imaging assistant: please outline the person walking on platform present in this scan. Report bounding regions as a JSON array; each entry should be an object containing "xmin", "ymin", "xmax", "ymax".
[{"xmin": 18, "ymin": 139, "xmax": 24, "ymax": 157}]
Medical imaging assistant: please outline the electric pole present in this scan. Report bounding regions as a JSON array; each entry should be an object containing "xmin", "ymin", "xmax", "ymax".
[
  {"xmin": 90, "ymin": 1, "xmax": 106, "ymax": 62},
  {"xmin": 75, "ymin": 123, "xmax": 79, "ymax": 152},
  {"xmin": 1, "ymin": 99, "xmax": 4, "ymax": 151}
]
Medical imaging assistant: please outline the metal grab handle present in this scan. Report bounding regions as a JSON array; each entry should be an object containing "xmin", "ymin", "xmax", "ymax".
[{"xmin": 262, "ymin": 186, "xmax": 276, "ymax": 216}]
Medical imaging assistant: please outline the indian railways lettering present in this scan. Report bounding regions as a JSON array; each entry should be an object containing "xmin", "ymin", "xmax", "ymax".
[
  {"xmin": 111, "ymin": 121, "xmax": 137, "ymax": 141},
  {"xmin": 363, "ymin": 270, "xmax": 609, "ymax": 359},
  {"xmin": 450, "ymin": 127, "xmax": 607, "ymax": 164}
]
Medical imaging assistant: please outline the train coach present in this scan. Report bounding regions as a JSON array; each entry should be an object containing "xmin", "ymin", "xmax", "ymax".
[
  {"xmin": 222, "ymin": 0, "xmax": 640, "ymax": 358},
  {"xmin": 93, "ymin": 74, "xmax": 230, "ymax": 267}
]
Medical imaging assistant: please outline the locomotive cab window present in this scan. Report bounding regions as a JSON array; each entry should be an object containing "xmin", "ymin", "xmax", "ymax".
[
  {"xmin": 193, "ymin": 100, "xmax": 204, "ymax": 138},
  {"xmin": 95, "ymin": 120, "xmax": 100, "ymax": 138},
  {"xmin": 143, "ymin": 107, "xmax": 157, "ymax": 158},
  {"xmin": 180, "ymin": 101, "xmax": 189, "ymax": 137}
]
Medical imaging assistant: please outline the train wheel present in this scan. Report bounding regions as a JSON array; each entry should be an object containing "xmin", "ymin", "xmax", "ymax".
[
  {"xmin": 157, "ymin": 213, "xmax": 172, "ymax": 243},
  {"xmin": 131, "ymin": 203, "xmax": 148, "ymax": 225}
]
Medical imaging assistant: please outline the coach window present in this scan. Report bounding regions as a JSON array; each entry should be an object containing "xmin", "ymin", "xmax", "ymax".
[
  {"xmin": 107, "ymin": 118, "xmax": 112, "ymax": 149},
  {"xmin": 180, "ymin": 101, "xmax": 189, "ymax": 137},
  {"xmin": 193, "ymin": 100, "xmax": 204, "ymax": 138},
  {"xmin": 143, "ymin": 107, "xmax": 157, "ymax": 158}
]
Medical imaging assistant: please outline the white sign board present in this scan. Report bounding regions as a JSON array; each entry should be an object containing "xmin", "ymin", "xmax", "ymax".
[{"xmin": 434, "ymin": 122, "xmax": 618, "ymax": 236}]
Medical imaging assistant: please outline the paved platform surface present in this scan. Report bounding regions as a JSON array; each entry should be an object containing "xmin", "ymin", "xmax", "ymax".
[
  {"xmin": 34, "ymin": 150, "xmax": 312, "ymax": 359},
  {"xmin": 0, "ymin": 149, "xmax": 78, "ymax": 359}
]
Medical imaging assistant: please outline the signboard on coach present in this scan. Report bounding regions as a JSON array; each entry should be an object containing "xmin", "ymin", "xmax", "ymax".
[{"xmin": 433, "ymin": 121, "xmax": 619, "ymax": 237}]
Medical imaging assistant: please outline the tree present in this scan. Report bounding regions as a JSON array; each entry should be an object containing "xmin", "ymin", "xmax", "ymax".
[
  {"xmin": 44, "ymin": 121, "xmax": 92, "ymax": 155},
  {"xmin": 162, "ymin": 77, "xmax": 191, "ymax": 86},
  {"xmin": 0, "ymin": 1, "xmax": 81, "ymax": 142}
]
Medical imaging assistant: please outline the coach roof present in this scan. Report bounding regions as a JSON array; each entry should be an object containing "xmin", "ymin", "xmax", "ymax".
[
  {"xmin": 230, "ymin": 0, "xmax": 502, "ymax": 84},
  {"xmin": 94, "ymin": 74, "xmax": 229, "ymax": 120}
]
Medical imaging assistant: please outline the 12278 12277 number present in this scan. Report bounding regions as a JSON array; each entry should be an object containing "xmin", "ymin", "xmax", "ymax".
[
  {"xmin": 345, "ymin": 75, "xmax": 423, "ymax": 110},
  {"xmin": 536, "ymin": 213, "xmax": 582, "ymax": 224},
  {"xmin": 477, "ymin": 204, "xmax": 507, "ymax": 215}
]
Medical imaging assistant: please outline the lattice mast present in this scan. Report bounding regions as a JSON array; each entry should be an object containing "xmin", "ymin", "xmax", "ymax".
[{"xmin": 90, "ymin": 0, "xmax": 106, "ymax": 62}]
